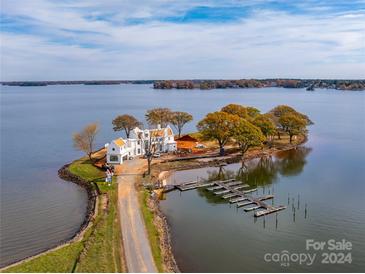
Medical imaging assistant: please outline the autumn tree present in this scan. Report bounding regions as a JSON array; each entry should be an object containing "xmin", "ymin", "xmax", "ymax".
[
  {"xmin": 73, "ymin": 122, "xmax": 99, "ymax": 160},
  {"xmin": 268, "ymin": 105, "xmax": 312, "ymax": 139},
  {"xmin": 170, "ymin": 111, "xmax": 193, "ymax": 138},
  {"xmin": 253, "ymin": 114, "xmax": 277, "ymax": 140},
  {"xmin": 269, "ymin": 105, "xmax": 312, "ymax": 125},
  {"xmin": 145, "ymin": 108, "xmax": 172, "ymax": 127},
  {"xmin": 231, "ymin": 118, "xmax": 265, "ymax": 161},
  {"xmin": 197, "ymin": 111, "xmax": 240, "ymax": 156},
  {"xmin": 221, "ymin": 104, "xmax": 247, "ymax": 118},
  {"xmin": 278, "ymin": 113, "xmax": 307, "ymax": 143},
  {"xmin": 246, "ymin": 106, "xmax": 261, "ymax": 120},
  {"xmin": 112, "ymin": 114, "xmax": 141, "ymax": 138}
]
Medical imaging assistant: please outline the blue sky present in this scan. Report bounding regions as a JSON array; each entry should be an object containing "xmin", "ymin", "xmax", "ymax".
[{"xmin": 1, "ymin": 0, "xmax": 365, "ymax": 80}]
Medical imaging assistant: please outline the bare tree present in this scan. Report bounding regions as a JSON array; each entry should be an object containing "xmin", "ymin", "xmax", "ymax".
[
  {"xmin": 140, "ymin": 131, "xmax": 163, "ymax": 175},
  {"xmin": 73, "ymin": 122, "xmax": 99, "ymax": 160}
]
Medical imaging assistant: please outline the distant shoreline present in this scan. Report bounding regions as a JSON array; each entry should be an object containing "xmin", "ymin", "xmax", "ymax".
[{"xmin": 1, "ymin": 79, "xmax": 364, "ymax": 90}]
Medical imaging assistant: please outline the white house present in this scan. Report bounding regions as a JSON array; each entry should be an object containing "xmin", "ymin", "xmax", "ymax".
[{"xmin": 105, "ymin": 125, "xmax": 177, "ymax": 164}]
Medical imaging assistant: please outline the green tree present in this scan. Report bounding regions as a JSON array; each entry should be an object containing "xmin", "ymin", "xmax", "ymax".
[
  {"xmin": 112, "ymin": 114, "xmax": 141, "ymax": 138},
  {"xmin": 269, "ymin": 105, "xmax": 312, "ymax": 125},
  {"xmin": 268, "ymin": 105, "xmax": 312, "ymax": 139},
  {"xmin": 246, "ymin": 106, "xmax": 261, "ymax": 119},
  {"xmin": 278, "ymin": 113, "xmax": 307, "ymax": 143},
  {"xmin": 253, "ymin": 114, "xmax": 277, "ymax": 140},
  {"xmin": 221, "ymin": 103, "xmax": 247, "ymax": 118},
  {"xmin": 231, "ymin": 118, "xmax": 265, "ymax": 161},
  {"xmin": 197, "ymin": 111, "xmax": 240, "ymax": 156},
  {"xmin": 170, "ymin": 111, "xmax": 193, "ymax": 138},
  {"xmin": 73, "ymin": 122, "xmax": 99, "ymax": 160},
  {"xmin": 145, "ymin": 108, "xmax": 172, "ymax": 127}
]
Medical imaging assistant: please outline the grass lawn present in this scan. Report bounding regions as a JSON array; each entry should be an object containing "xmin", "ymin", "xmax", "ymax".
[
  {"xmin": 4, "ymin": 157, "xmax": 123, "ymax": 273},
  {"xmin": 75, "ymin": 180, "xmax": 122, "ymax": 273},
  {"xmin": 5, "ymin": 243, "xmax": 83, "ymax": 273},
  {"xmin": 138, "ymin": 188, "xmax": 163, "ymax": 272},
  {"xmin": 68, "ymin": 157, "xmax": 105, "ymax": 182}
]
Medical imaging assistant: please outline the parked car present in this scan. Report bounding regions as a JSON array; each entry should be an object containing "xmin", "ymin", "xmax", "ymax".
[
  {"xmin": 153, "ymin": 153, "xmax": 161, "ymax": 158},
  {"xmin": 195, "ymin": 143, "xmax": 206, "ymax": 149}
]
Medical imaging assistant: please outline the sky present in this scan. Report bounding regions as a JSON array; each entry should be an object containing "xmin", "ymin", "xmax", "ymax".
[{"xmin": 1, "ymin": 0, "xmax": 365, "ymax": 81}]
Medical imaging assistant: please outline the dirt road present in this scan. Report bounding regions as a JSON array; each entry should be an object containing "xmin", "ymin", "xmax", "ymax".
[{"xmin": 117, "ymin": 159, "xmax": 157, "ymax": 273}]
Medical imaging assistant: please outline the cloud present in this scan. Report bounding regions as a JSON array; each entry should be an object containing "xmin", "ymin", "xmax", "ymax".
[{"xmin": 1, "ymin": 0, "xmax": 365, "ymax": 80}]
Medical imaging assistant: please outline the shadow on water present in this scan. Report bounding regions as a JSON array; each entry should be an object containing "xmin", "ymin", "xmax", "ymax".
[{"xmin": 196, "ymin": 147, "xmax": 312, "ymax": 205}]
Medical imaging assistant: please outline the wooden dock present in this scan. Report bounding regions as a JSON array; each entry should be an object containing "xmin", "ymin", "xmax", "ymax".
[
  {"xmin": 174, "ymin": 178, "xmax": 286, "ymax": 217},
  {"xmin": 175, "ymin": 179, "xmax": 235, "ymax": 191}
]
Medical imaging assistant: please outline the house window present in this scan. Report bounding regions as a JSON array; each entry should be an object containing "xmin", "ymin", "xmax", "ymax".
[
  {"xmin": 138, "ymin": 148, "xmax": 141, "ymax": 154},
  {"xmin": 112, "ymin": 148, "xmax": 115, "ymax": 151},
  {"xmin": 109, "ymin": 155, "xmax": 118, "ymax": 162},
  {"xmin": 137, "ymin": 140, "xmax": 140, "ymax": 145}
]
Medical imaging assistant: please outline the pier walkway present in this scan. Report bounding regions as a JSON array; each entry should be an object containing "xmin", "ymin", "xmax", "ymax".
[{"xmin": 171, "ymin": 178, "xmax": 286, "ymax": 217}]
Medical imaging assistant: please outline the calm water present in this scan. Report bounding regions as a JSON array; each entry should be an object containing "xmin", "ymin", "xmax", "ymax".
[{"xmin": 1, "ymin": 84, "xmax": 364, "ymax": 270}]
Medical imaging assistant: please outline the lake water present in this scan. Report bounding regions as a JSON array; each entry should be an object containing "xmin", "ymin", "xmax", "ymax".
[{"xmin": 1, "ymin": 84, "xmax": 364, "ymax": 270}]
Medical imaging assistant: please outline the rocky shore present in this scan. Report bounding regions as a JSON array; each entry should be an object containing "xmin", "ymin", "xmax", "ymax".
[
  {"xmin": 58, "ymin": 164, "xmax": 99, "ymax": 239},
  {"xmin": 146, "ymin": 196, "xmax": 180, "ymax": 272}
]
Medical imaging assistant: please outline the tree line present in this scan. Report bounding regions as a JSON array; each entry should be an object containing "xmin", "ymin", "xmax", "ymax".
[
  {"xmin": 197, "ymin": 104, "xmax": 311, "ymax": 160},
  {"xmin": 72, "ymin": 104, "xmax": 311, "ymax": 167},
  {"xmin": 153, "ymin": 79, "xmax": 365, "ymax": 91}
]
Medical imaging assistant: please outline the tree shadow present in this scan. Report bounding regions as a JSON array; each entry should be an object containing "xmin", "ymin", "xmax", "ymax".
[{"xmin": 195, "ymin": 147, "xmax": 312, "ymax": 205}]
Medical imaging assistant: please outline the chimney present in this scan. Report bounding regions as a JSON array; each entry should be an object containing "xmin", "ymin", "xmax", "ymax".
[{"xmin": 157, "ymin": 124, "xmax": 161, "ymax": 130}]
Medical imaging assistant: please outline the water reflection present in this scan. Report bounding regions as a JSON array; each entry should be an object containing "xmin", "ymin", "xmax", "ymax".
[{"xmin": 196, "ymin": 147, "xmax": 312, "ymax": 205}]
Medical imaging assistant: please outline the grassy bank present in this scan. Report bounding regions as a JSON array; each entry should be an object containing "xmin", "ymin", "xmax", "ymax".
[
  {"xmin": 4, "ymin": 243, "xmax": 84, "ymax": 273},
  {"xmin": 5, "ymin": 156, "xmax": 123, "ymax": 273},
  {"xmin": 138, "ymin": 186, "xmax": 164, "ymax": 272},
  {"xmin": 75, "ymin": 180, "xmax": 122, "ymax": 272}
]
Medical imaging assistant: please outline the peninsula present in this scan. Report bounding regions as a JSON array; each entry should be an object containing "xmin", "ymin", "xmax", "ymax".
[{"xmin": 2, "ymin": 103, "xmax": 311, "ymax": 273}]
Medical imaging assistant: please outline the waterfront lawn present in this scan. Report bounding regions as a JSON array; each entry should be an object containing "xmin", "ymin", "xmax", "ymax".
[
  {"xmin": 68, "ymin": 157, "xmax": 104, "ymax": 182},
  {"xmin": 5, "ymin": 242, "xmax": 83, "ymax": 273},
  {"xmin": 139, "ymin": 188, "xmax": 163, "ymax": 272}
]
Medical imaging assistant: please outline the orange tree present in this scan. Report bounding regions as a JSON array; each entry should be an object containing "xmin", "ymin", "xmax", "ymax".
[{"xmin": 197, "ymin": 111, "xmax": 240, "ymax": 156}]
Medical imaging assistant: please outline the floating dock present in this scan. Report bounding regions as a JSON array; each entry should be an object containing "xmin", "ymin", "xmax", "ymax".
[{"xmin": 174, "ymin": 178, "xmax": 286, "ymax": 217}]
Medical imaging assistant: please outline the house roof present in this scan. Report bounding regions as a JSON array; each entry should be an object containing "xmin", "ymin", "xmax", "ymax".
[
  {"xmin": 176, "ymin": 134, "xmax": 198, "ymax": 142},
  {"xmin": 150, "ymin": 127, "xmax": 174, "ymax": 137},
  {"xmin": 150, "ymin": 129, "xmax": 165, "ymax": 137},
  {"xmin": 113, "ymin": 138, "xmax": 125, "ymax": 147}
]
